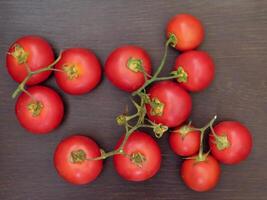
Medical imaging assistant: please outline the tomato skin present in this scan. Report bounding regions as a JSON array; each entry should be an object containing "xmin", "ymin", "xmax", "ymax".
[
  {"xmin": 113, "ymin": 131, "xmax": 161, "ymax": 181},
  {"xmin": 209, "ymin": 121, "xmax": 253, "ymax": 164},
  {"xmin": 174, "ymin": 50, "xmax": 215, "ymax": 92},
  {"xmin": 169, "ymin": 126, "xmax": 200, "ymax": 156},
  {"xmin": 181, "ymin": 155, "xmax": 221, "ymax": 192},
  {"xmin": 105, "ymin": 45, "xmax": 152, "ymax": 92},
  {"xmin": 6, "ymin": 35, "xmax": 54, "ymax": 85},
  {"xmin": 54, "ymin": 135, "xmax": 103, "ymax": 185},
  {"xmin": 146, "ymin": 81, "xmax": 192, "ymax": 128},
  {"xmin": 166, "ymin": 14, "xmax": 204, "ymax": 51},
  {"xmin": 15, "ymin": 86, "xmax": 64, "ymax": 134},
  {"xmin": 55, "ymin": 48, "xmax": 102, "ymax": 95}
]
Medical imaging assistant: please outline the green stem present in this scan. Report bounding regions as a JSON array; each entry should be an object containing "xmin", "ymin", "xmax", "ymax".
[
  {"xmin": 140, "ymin": 124, "xmax": 154, "ymax": 128},
  {"xmin": 210, "ymin": 124, "xmax": 220, "ymax": 139},
  {"xmin": 88, "ymin": 95, "xmax": 147, "ymax": 161},
  {"xmin": 11, "ymin": 53, "xmax": 62, "ymax": 99},
  {"xmin": 196, "ymin": 115, "xmax": 217, "ymax": 161},
  {"xmin": 119, "ymin": 97, "xmax": 146, "ymax": 151},
  {"xmin": 119, "ymin": 124, "xmax": 140, "ymax": 151},
  {"xmin": 87, "ymin": 120, "xmax": 142, "ymax": 161},
  {"xmin": 31, "ymin": 53, "xmax": 62, "ymax": 75},
  {"xmin": 198, "ymin": 129, "xmax": 205, "ymax": 160},
  {"xmin": 154, "ymin": 74, "xmax": 180, "ymax": 81},
  {"xmin": 126, "ymin": 112, "xmax": 139, "ymax": 121},
  {"xmin": 89, "ymin": 150, "xmax": 121, "ymax": 161},
  {"xmin": 12, "ymin": 75, "xmax": 31, "ymax": 98},
  {"xmin": 131, "ymin": 35, "xmax": 176, "ymax": 96}
]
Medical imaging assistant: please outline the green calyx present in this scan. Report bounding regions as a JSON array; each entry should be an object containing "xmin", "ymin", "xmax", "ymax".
[
  {"xmin": 27, "ymin": 101, "xmax": 43, "ymax": 117},
  {"xmin": 214, "ymin": 134, "xmax": 230, "ymax": 151},
  {"xmin": 63, "ymin": 64, "xmax": 79, "ymax": 80},
  {"xmin": 139, "ymin": 92, "xmax": 150, "ymax": 104},
  {"xmin": 150, "ymin": 98, "xmax": 164, "ymax": 116},
  {"xmin": 171, "ymin": 66, "xmax": 188, "ymax": 83},
  {"xmin": 116, "ymin": 114, "xmax": 127, "ymax": 126},
  {"xmin": 195, "ymin": 152, "xmax": 209, "ymax": 162},
  {"xmin": 99, "ymin": 149, "xmax": 107, "ymax": 159},
  {"xmin": 127, "ymin": 58, "xmax": 143, "ymax": 73},
  {"xmin": 11, "ymin": 44, "xmax": 29, "ymax": 64},
  {"xmin": 70, "ymin": 149, "xmax": 87, "ymax": 163},
  {"xmin": 168, "ymin": 33, "xmax": 177, "ymax": 47},
  {"xmin": 130, "ymin": 152, "xmax": 146, "ymax": 168},
  {"xmin": 178, "ymin": 125, "xmax": 192, "ymax": 139},
  {"xmin": 153, "ymin": 124, "xmax": 168, "ymax": 138}
]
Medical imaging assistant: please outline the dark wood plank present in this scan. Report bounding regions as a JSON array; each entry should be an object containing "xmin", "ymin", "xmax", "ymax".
[{"xmin": 0, "ymin": 0, "xmax": 266, "ymax": 199}]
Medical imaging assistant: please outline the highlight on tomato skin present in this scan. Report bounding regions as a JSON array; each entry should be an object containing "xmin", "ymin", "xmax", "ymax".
[
  {"xmin": 54, "ymin": 135, "xmax": 103, "ymax": 185},
  {"xmin": 173, "ymin": 50, "xmax": 215, "ymax": 92},
  {"xmin": 166, "ymin": 14, "xmax": 204, "ymax": 51},
  {"xmin": 209, "ymin": 121, "xmax": 253, "ymax": 165},
  {"xmin": 6, "ymin": 35, "xmax": 55, "ymax": 85},
  {"xmin": 113, "ymin": 131, "xmax": 161, "ymax": 182},
  {"xmin": 54, "ymin": 48, "xmax": 102, "ymax": 95},
  {"xmin": 15, "ymin": 85, "xmax": 64, "ymax": 134},
  {"xmin": 105, "ymin": 45, "xmax": 152, "ymax": 92}
]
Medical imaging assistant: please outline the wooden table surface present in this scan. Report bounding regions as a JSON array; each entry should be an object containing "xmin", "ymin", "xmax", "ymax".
[{"xmin": 0, "ymin": 0, "xmax": 266, "ymax": 199}]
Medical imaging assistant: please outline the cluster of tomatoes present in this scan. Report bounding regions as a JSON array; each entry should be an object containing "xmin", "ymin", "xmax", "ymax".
[{"xmin": 6, "ymin": 13, "xmax": 252, "ymax": 192}]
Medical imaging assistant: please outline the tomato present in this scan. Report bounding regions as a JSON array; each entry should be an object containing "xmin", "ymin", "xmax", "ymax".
[
  {"xmin": 166, "ymin": 14, "xmax": 204, "ymax": 51},
  {"xmin": 15, "ymin": 86, "xmax": 64, "ymax": 134},
  {"xmin": 6, "ymin": 35, "xmax": 54, "ymax": 85},
  {"xmin": 169, "ymin": 125, "xmax": 200, "ymax": 156},
  {"xmin": 181, "ymin": 155, "xmax": 221, "ymax": 192},
  {"xmin": 105, "ymin": 45, "xmax": 152, "ymax": 92},
  {"xmin": 209, "ymin": 121, "xmax": 253, "ymax": 164},
  {"xmin": 145, "ymin": 81, "xmax": 192, "ymax": 128},
  {"xmin": 54, "ymin": 135, "xmax": 103, "ymax": 185},
  {"xmin": 113, "ymin": 131, "xmax": 161, "ymax": 181},
  {"xmin": 173, "ymin": 50, "xmax": 215, "ymax": 92},
  {"xmin": 55, "ymin": 48, "xmax": 102, "ymax": 95}
]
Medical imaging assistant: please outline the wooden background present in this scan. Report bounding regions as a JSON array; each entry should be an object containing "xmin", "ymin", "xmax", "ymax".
[{"xmin": 0, "ymin": 0, "xmax": 266, "ymax": 199}]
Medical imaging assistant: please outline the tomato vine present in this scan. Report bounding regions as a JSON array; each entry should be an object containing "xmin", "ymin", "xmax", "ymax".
[{"xmin": 10, "ymin": 32, "xmax": 218, "ymax": 162}]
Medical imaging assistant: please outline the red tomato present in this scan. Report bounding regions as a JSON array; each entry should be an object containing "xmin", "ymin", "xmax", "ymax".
[
  {"xmin": 113, "ymin": 131, "xmax": 161, "ymax": 181},
  {"xmin": 174, "ymin": 50, "xmax": 215, "ymax": 92},
  {"xmin": 55, "ymin": 48, "xmax": 102, "ymax": 95},
  {"xmin": 54, "ymin": 135, "xmax": 103, "ymax": 185},
  {"xmin": 145, "ymin": 81, "xmax": 192, "ymax": 128},
  {"xmin": 209, "ymin": 121, "xmax": 253, "ymax": 164},
  {"xmin": 166, "ymin": 14, "xmax": 204, "ymax": 51},
  {"xmin": 15, "ymin": 86, "xmax": 64, "ymax": 134},
  {"xmin": 181, "ymin": 155, "xmax": 221, "ymax": 192},
  {"xmin": 105, "ymin": 45, "xmax": 152, "ymax": 92},
  {"xmin": 169, "ymin": 125, "xmax": 200, "ymax": 156},
  {"xmin": 6, "ymin": 35, "xmax": 54, "ymax": 85}
]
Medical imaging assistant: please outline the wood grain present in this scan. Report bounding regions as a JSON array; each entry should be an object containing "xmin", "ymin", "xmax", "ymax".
[{"xmin": 0, "ymin": 0, "xmax": 267, "ymax": 199}]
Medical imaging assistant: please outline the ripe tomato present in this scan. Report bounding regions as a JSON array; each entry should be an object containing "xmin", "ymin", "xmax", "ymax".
[
  {"xmin": 105, "ymin": 45, "xmax": 152, "ymax": 92},
  {"xmin": 55, "ymin": 48, "xmax": 102, "ymax": 95},
  {"xmin": 181, "ymin": 155, "xmax": 221, "ymax": 192},
  {"xmin": 166, "ymin": 14, "xmax": 204, "ymax": 51},
  {"xmin": 15, "ymin": 86, "xmax": 64, "ymax": 134},
  {"xmin": 54, "ymin": 135, "xmax": 103, "ymax": 185},
  {"xmin": 169, "ymin": 125, "xmax": 200, "ymax": 156},
  {"xmin": 6, "ymin": 35, "xmax": 54, "ymax": 85},
  {"xmin": 209, "ymin": 121, "xmax": 253, "ymax": 164},
  {"xmin": 173, "ymin": 50, "xmax": 215, "ymax": 92},
  {"xmin": 113, "ymin": 131, "xmax": 161, "ymax": 181},
  {"xmin": 145, "ymin": 81, "xmax": 192, "ymax": 128}
]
